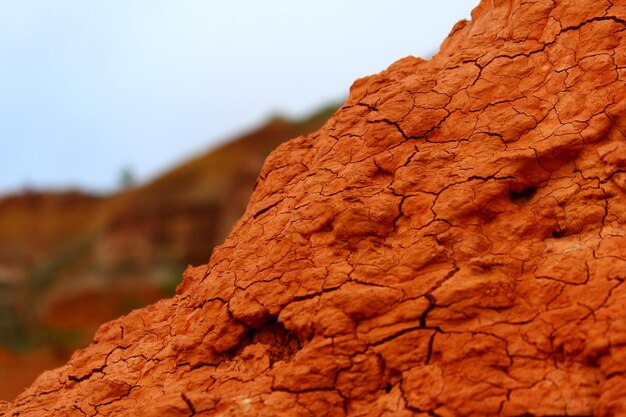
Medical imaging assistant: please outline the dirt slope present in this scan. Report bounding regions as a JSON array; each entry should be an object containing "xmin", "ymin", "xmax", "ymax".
[{"xmin": 4, "ymin": 0, "xmax": 626, "ymax": 415}]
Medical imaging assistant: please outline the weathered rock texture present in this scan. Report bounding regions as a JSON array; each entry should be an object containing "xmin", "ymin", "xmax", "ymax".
[{"xmin": 4, "ymin": 0, "xmax": 626, "ymax": 415}]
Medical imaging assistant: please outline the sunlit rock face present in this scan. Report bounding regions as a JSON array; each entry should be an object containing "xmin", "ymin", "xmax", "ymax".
[{"xmin": 4, "ymin": 0, "xmax": 626, "ymax": 416}]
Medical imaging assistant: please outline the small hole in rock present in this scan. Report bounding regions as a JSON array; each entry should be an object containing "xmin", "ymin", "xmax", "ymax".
[
  {"xmin": 245, "ymin": 329, "xmax": 255, "ymax": 343},
  {"xmin": 552, "ymin": 230, "xmax": 563, "ymax": 238},
  {"xmin": 510, "ymin": 186, "xmax": 537, "ymax": 205},
  {"xmin": 385, "ymin": 383, "xmax": 393, "ymax": 393}
]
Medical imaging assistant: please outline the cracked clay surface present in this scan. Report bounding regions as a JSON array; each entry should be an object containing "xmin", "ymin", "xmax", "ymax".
[{"xmin": 3, "ymin": 0, "xmax": 626, "ymax": 416}]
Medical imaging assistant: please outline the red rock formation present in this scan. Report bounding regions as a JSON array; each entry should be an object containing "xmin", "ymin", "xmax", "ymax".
[{"xmin": 4, "ymin": 0, "xmax": 626, "ymax": 415}]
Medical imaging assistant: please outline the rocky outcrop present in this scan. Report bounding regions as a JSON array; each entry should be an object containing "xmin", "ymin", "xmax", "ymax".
[{"xmin": 4, "ymin": 0, "xmax": 626, "ymax": 415}]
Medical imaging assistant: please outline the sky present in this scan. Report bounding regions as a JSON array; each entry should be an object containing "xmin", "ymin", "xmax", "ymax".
[{"xmin": 0, "ymin": 1, "xmax": 478, "ymax": 195}]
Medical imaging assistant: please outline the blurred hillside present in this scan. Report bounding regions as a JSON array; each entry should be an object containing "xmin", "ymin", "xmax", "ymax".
[{"xmin": 0, "ymin": 103, "xmax": 338, "ymax": 400}]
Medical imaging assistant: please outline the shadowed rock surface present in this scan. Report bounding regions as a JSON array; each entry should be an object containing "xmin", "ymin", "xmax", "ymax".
[{"xmin": 3, "ymin": 0, "xmax": 626, "ymax": 415}]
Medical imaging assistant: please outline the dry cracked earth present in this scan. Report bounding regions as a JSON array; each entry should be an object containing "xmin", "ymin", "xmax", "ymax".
[{"xmin": 3, "ymin": 0, "xmax": 626, "ymax": 416}]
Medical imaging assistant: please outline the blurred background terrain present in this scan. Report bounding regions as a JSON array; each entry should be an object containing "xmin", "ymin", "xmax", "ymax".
[{"xmin": 0, "ymin": 0, "xmax": 476, "ymax": 400}]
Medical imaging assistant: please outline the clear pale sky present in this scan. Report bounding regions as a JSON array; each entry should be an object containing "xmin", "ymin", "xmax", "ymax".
[{"xmin": 0, "ymin": 1, "xmax": 478, "ymax": 195}]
